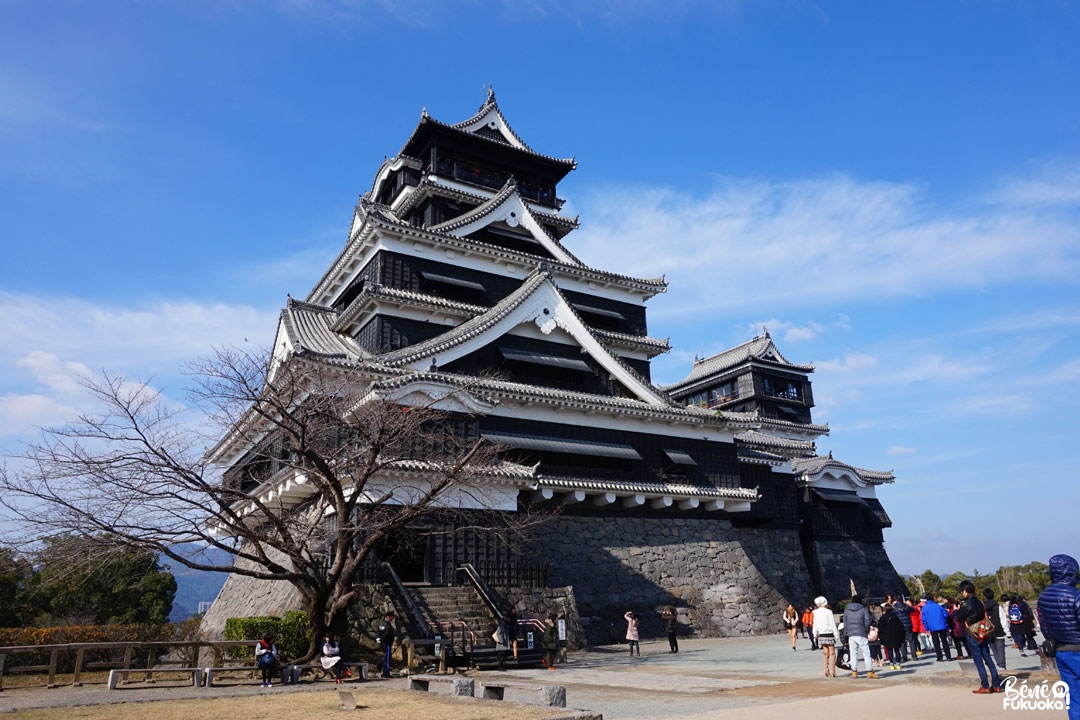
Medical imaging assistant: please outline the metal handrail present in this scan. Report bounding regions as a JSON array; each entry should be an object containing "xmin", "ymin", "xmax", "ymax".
[
  {"xmin": 380, "ymin": 562, "xmax": 432, "ymax": 640},
  {"xmin": 456, "ymin": 563, "xmax": 504, "ymax": 618}
]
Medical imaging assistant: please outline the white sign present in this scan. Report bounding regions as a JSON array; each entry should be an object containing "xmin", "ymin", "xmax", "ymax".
[{"xmin": 558, "ymin": 618, "xmax": 566, "ymax": 642}]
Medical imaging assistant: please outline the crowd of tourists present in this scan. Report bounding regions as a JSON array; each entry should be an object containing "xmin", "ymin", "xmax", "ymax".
[{"xmin": 790, "ymin": 552, "xmax": 1079, "ymax": 708}]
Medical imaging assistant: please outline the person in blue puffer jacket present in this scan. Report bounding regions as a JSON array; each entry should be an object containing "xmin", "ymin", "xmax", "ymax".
[{"xmin": 1037, "ymin": 554, "xmax": 1080, "ymax": 720}]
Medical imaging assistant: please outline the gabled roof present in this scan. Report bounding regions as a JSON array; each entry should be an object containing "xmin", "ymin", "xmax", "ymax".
[
  {"xmin": 452, "ymin": 87, "xmax": 535, "ymax": 153},
  {"xmin": 308, "ymin": 197, "xmax": 666, "ymax": 307},
  {"xmin": 429, "ymin": 178, "xmax": 583, "ymax": 266},
  {"xmin": 398, "ymin": 89, "xmax": 576, "ymax": 173},
  {"xmin": 375, "ymin": 267, "xmax": 673, "ymax": 407},
  {"xmin": 392, "ymin": 175, "xmax": 580, "ymax": 235},
  {"xmin": 663, "ymin": 330, "xmax": 814, "ymax": 393},
  {"xmin": 791, "ymin": 455, "xmax": 895, "ymax": 485},
  {"xmin": 331, "ymin": 281, "xmax": 669, "ymax": 358}
]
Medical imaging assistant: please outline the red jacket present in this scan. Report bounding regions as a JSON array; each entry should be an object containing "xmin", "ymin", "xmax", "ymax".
[{"xmin": 910, "ymin": 606, "xmax": 924, "ymax": 633}]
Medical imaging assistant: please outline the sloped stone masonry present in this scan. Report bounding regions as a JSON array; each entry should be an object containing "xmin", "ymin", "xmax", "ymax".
[{"xmin": 531, "ymin": 515, "xmax": 812, "ymax": 645}]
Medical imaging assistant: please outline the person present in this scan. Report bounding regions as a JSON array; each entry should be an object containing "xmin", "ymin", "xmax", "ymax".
[
  {"xmin": 1036, "ymin": 553, "xmax": 1080, "ymax": 720},
  {"xmin": 920, "ymin": 593, "xmax": 952, "ymax": 662},
  {"xmin": 321, "ymin": 634, "xmax": 345, "ymax": 683},
  {"xmin": 508, "ymin": 607, "xmax": 520, "ymax": 660},
  {"xmin": 1008, "ymin": 594, "xmax": 1029, "ymax": 656},
  {"xmin": 878, "ymin": 603, "xmax": 906, "ymax": 671},
  {"xmin": 982, "ymin": 589, "xmax": 1007, "ymax": 670},
  {"xmin": 255, "ymin": 632, "xmax": 278, "ymax": 688},
  {"xmin": 909, "ymin": 598, "xmax": 925, "ymax": 657},
  {"xmin": 946, "ymin": 598, "xmax": 968, "ymax": 659},
  {"xmin": 664, "ymin": 607, "xmax": 679, "ymax": 653},
  {"xmin": 376, "ymin": 611, "xmax": 395, "ymax": 678},
  {"xmin": 541, "ymin": 614, "xmax": 559, "ymax": 670},
  {"xmin": 783, "ymin": 603, "xmax": 799, "ymax": 651},
  {"xmin": 625, "ymin": 611, "xmax": 640, "ymax": 656},
  {"xmin": 494, "ymin": 612, "xmax": 514, "ymax": 671},
  {"xmin": 802, "ymin": 606, "xmax": 818, "ymax": 650},
  {"xmin": 955, "ymin": 580, "xmax": 1001, "ymax": 694},
  {"xmin": 1018, "ymin": 595, "xmax": 1040, "ymax": 652},
  {"xmin": 812, "ymin": 596, "xmax": 839, "ymax": 677},
  {"xmin": 842, "ymin": 594, "xmax": 879, "ymax": 679},
  {"xmin": 891, "ymin": 597, "xmax": 913, "ymax": 662}
]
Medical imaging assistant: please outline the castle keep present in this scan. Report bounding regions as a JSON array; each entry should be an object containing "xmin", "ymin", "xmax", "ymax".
[{"xmin": 205, "ymin": 91, "xmax": 903, "ymax": 644}]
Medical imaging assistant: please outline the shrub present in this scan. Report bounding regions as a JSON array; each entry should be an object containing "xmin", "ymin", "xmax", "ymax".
[{"xmin": 224, "ymin": 612, "xmax": 311, "ymax": 661}]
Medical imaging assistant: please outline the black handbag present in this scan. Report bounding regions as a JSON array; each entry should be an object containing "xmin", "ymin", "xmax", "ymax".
[{"xmin": 1042, "ymin": 638, "xmax": 1058, "ymax": 658}]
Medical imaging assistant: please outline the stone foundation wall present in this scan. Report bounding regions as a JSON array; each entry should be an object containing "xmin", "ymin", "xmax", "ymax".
[
  {"xmin": 530, "ymin": 515, "xmax": 811, "ymax": 645},
  {"xmin": 812, "ymin": 538, "xmax": 905, "ymax": 602},
  {"xmin": 199, "ymin": 554, "xmax": 305, "ymax": 639},
  {"xmin": 735, "ymin": 526, "xmax": 815, "ymax": 605},
  {"xmin": 494, "ymin": 585, "xmax": 585, "ymax": 649}
]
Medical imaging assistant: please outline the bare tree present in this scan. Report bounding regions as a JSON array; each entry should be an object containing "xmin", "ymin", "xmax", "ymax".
[{"xmin": 0, "ymin": 346, "xmax": 532, "ymax": 660}]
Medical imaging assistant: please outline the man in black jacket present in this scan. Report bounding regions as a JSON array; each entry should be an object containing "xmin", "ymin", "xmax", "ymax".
[
  {"xmin": 376, "ymin": 611, "xmax": 395, "ymax": 678},
  {"xmin": 956, "ymin": 581, "xmax": 1001, "ymax": 694}
]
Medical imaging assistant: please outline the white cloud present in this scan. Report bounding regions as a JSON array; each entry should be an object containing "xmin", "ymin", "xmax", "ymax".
[
  {"xmin": 816, "ymin": 352, "xmax": 878, "ymax": 374},
  {"xmin": 15, "ymin": 351, "xmax": 91, "ymax": 396},
  {"xmin": 571, "ymin": 169, "xmax": 1080, "ymax": 317},
  {"xmin": 886, "ymin": 445, "xmax": 916, "ymax": 455},
  {"xmin": 990, "ymin": 158, "xmax": 1080, "ymax": 209},
  {"xmin": 0, "ymin": 293, "xmax": 277, "ymax": 441},
  {"xmin": 0, "ymin": 292, "xmax": 278, "ymax": 375},
  {"xmin": 0, "ymin": 393, "xmax": 81, "ymax": 437}
]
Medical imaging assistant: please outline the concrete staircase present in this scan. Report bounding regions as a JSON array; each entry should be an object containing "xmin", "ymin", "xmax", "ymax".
[
  {"xmin": 404, "ymin": 585, "xmax": 544, "ymax": 669},
  {"xmin": 409, "ymin": 585, "xmax": 498, "ymax": 641}
]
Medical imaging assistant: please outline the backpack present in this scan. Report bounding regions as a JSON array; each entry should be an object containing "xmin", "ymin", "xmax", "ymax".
[{"xmin": 1008, "ymin": 604, "xmax": 1024, "ymax": 624}]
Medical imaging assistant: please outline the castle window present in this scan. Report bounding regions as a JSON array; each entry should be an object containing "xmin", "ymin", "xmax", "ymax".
[
  {"xmin": 499, "ymin": 346, "xmax": 591, "ymax": 373},
  {"xmin": 663, "ymin": 449, "xmax": 698, "ymax": 466},
  {"xmin": 481, "ymin": 431, "xmax": 641, "ymax": 460}
]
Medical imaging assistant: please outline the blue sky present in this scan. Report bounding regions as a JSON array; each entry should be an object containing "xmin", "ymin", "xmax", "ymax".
[{"xmin": 2, "ymin": 0, "xmax": 1078, "ymax": 578}]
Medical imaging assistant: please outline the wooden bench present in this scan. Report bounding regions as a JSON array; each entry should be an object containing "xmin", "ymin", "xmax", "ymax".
[
  {"xmin": 479, "ymin": 679, "xmax": 566, "ymax": 707},
  {"xmin": 405, "ymin": 673, "xmax": 474, "ymax": 696},
  {"xmin": 204, "ymin": 664, "xmax": 286, "ymax": 687},
  {"xmin": 108, "ymin": 667, "xmax": 203, "ymax": 690},
  {"xmin": 286, "ymin": 661, "xmax": 369, "ymax": 684}
]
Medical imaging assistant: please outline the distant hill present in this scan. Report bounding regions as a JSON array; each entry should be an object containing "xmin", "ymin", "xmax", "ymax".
[{"xmin": 163, "ymin": 544, "xmax": 233, "ymax": 622}]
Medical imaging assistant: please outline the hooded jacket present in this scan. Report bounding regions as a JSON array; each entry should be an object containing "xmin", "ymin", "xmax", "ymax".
[
  {"xmin": 842, "ymin": 601, "xmax": 873, "ymax": 639},
  {"xmin": 921, "ymin": 599, "xmax": 949, "ymax": 633},
  {"xmin": 1037, "ymin": 554, "xmax": 1080, "ymax": 646}
]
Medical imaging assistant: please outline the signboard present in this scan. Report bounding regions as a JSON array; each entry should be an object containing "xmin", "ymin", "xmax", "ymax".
[
  {"xmin": 434, "ymin": 634, "xmax": 442, "ymax": 658},
  {"xmin": 526, "ymin": 631, "xmax": 534, "ymax": 650},
  {"xmin": 558, "ymin": 618, "xmax": 567, "ymax": 642}
]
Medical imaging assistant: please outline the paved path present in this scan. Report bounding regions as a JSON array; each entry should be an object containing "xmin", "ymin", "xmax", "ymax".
[
  {"xmin": 0, "ymin": 634, "xmax": 1051, "ymax": 719},
  {"xmin": 491, "ymin": 635, "xmax": 1047, "ymax": 719}
]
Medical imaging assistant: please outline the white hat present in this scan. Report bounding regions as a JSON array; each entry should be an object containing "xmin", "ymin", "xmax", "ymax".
[{"xmin": 814, "ymin": 596, "xmax": 828, "ymax": 607}]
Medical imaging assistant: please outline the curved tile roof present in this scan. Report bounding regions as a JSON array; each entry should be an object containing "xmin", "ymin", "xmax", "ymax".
[
  {"xmin": 398, "ymin": 99, "xmax": 576, "ymax": 170},
  {"xmin": 281, "ymin": 299, "xmax": 365, "ymax": 359},
  {"xmin": 332, "ymin": 283, "xmax": 488, "ymax": 333},
  {"xmin": 663, "ymin": 330, "xmax": 814, "ymax": 392},
  {"xmin": 428, "ymin": 178, "xmax": 585, "ymax": 266},
  {"xmin": 534, "ymin": 475, "xmax": 758, "ymax": 501},
  {"xmin": 734, "ymin": 429, "xmax": 816, "ymax": 455},
  {"xmin": 351, "ymin": 200, "xmax": 667, "ymax": 295},
  {"xmin": 791, "ymin": 455, "xmax": 895, "ymax": 484}
]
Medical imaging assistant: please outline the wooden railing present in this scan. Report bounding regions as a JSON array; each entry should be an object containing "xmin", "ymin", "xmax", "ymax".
[{"xmin": 0, "ymin": 640, "xmax": 255, "ymax": 691}]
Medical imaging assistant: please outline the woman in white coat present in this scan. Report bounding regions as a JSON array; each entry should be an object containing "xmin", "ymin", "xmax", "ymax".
[{"xmin": 812, "ymin": 596, "xmax": 839, "ymax": 677}]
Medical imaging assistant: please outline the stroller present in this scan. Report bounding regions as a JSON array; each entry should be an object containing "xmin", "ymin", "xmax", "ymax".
[{"xmin": 835, "ymin": 626, "xmax": 852, "ymax": 671}]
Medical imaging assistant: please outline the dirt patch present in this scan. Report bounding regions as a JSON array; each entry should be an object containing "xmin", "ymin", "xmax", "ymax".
[
  {"xmin": 5, "ymin": 688, "xmax": 570, "ymax": 720},
  {"xmin": 725, "ymin": 676, "xmax": 883, "ymax": 700}
]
